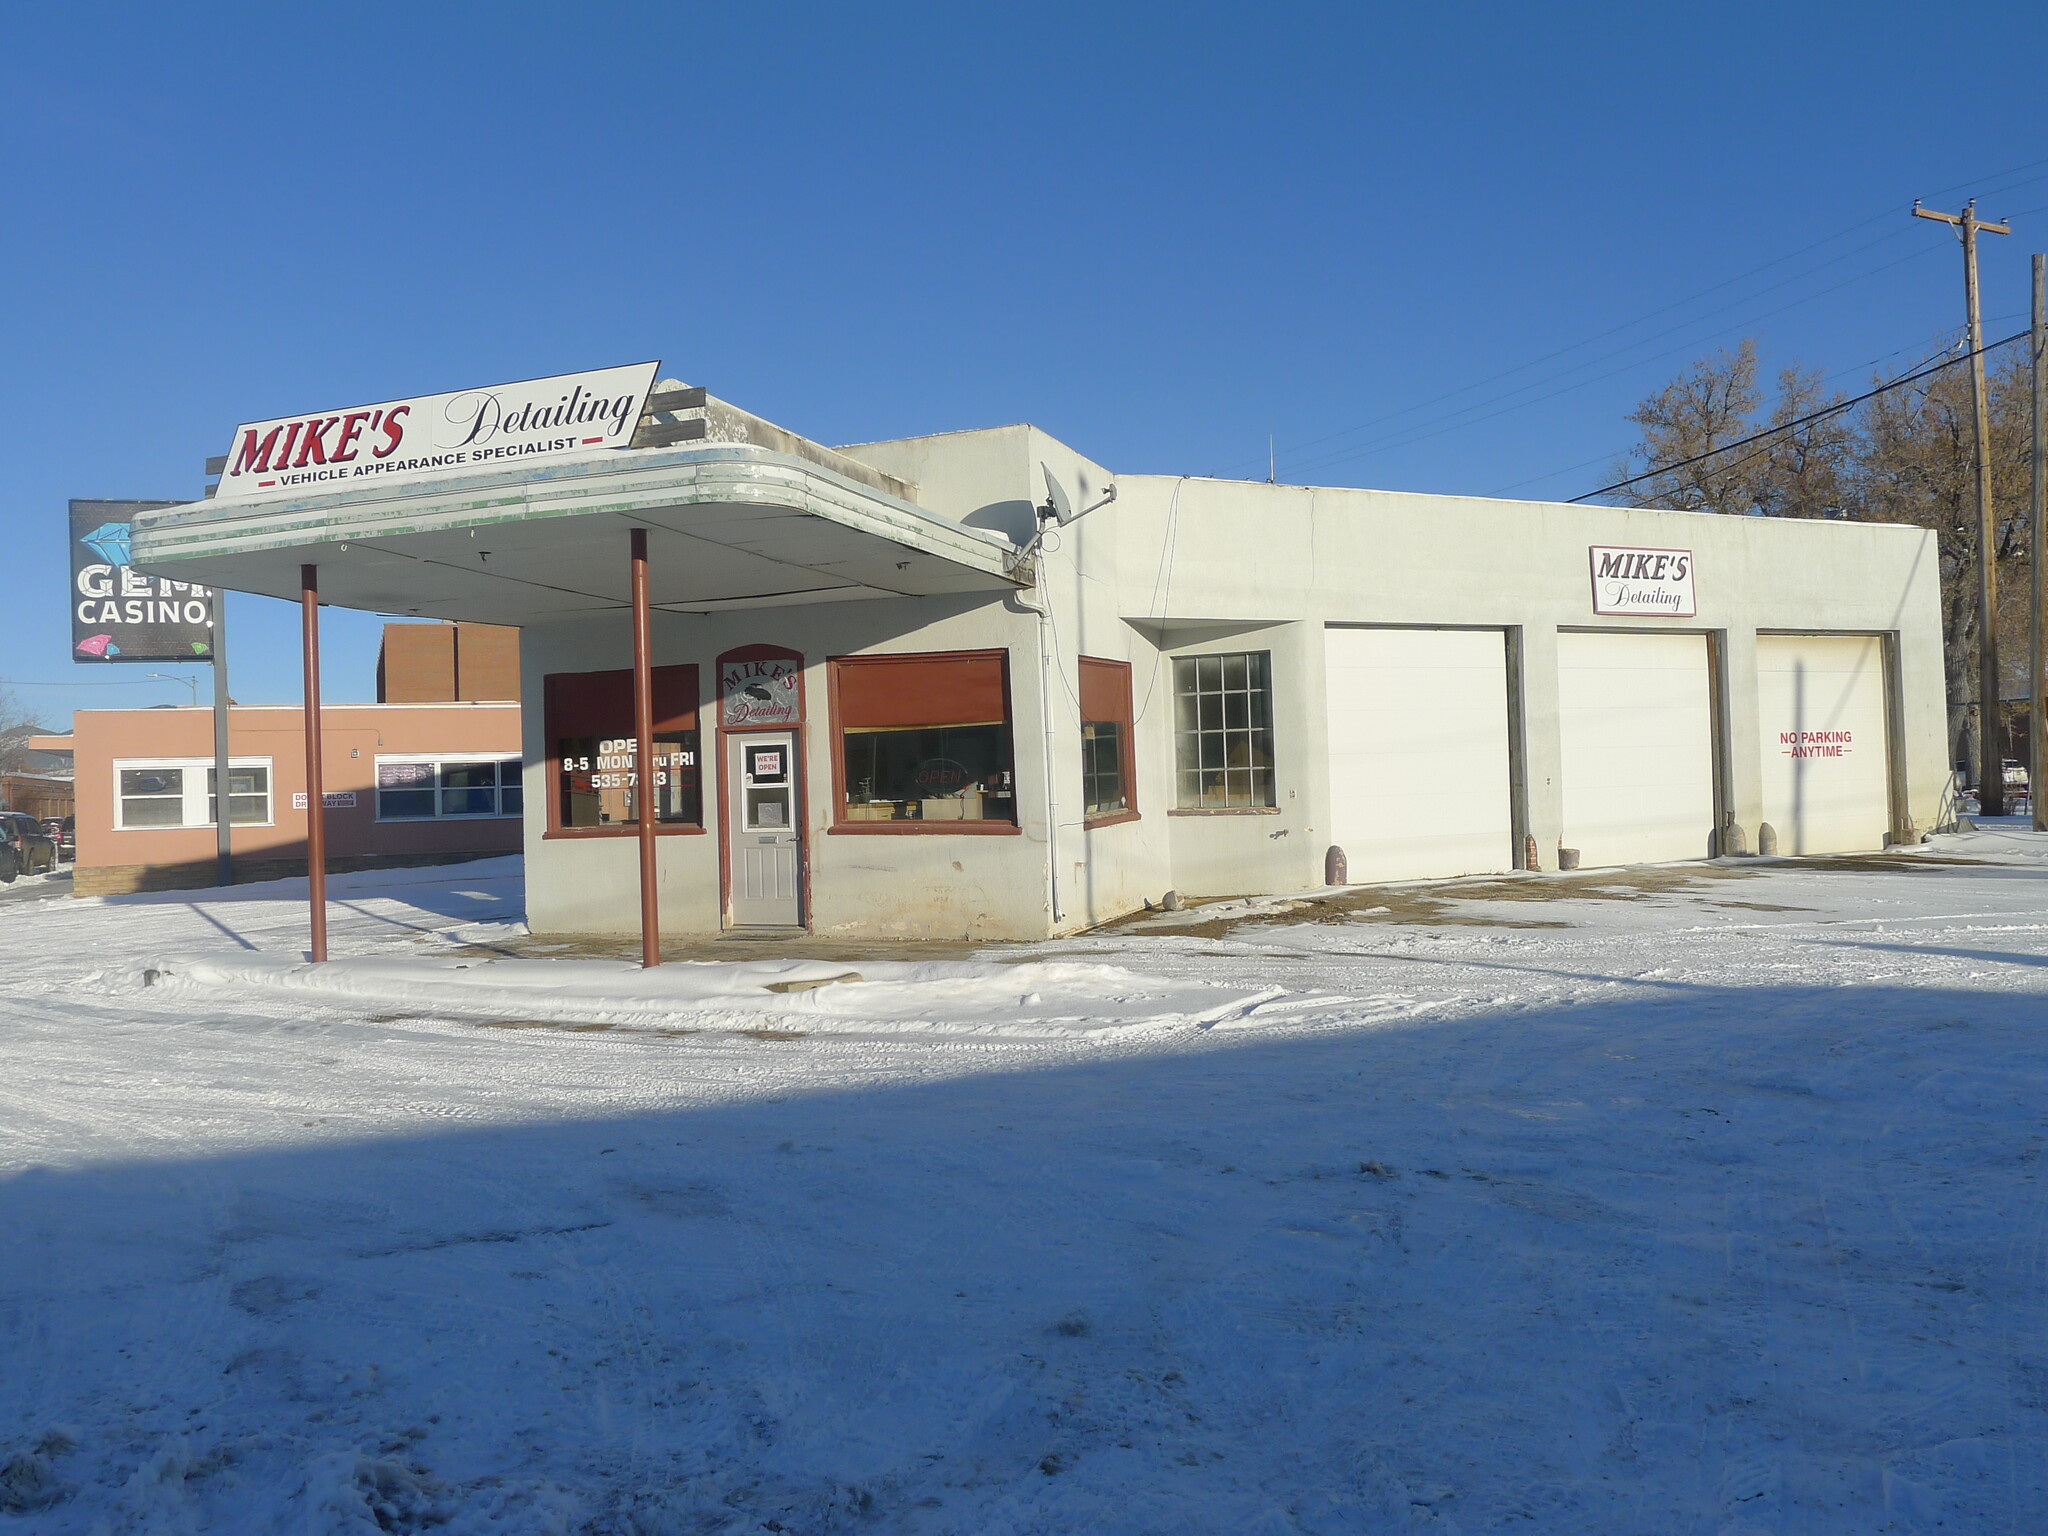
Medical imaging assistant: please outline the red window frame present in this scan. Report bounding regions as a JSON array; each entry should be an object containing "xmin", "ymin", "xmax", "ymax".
[
  {"xmin": 827, "ymin": 649, "xmax": 1021, "ymax": 835},
  {"xmin": 1079, "ymin": 655, "xmax": 1139, "ymax": 828}
]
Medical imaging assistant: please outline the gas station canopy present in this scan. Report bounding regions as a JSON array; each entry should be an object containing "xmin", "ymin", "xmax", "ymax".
[{"xmin": 130, "ymin": 443, "xmax": 1026, "ymax": 623}]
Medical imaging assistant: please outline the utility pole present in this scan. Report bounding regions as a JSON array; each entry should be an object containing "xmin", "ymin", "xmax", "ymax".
[
  {"xmin": 211, "ymin": 595, "xmax": 234, "ymax": 887},
  {"xmin": 2032, "ymin": 253, "xmax": 2046, "ymax": 831},
  {"xmin": 1916, "ymin": 198, "xmax": 2012, "ymax": 815}
]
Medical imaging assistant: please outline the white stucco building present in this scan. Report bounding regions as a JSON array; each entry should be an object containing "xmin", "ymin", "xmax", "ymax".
[{"xmin": 135, "ymin": 376, "xmax": 1950, "ymax": 941}]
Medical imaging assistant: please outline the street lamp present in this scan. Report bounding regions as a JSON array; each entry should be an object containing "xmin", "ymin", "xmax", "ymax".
[{"xmin": 146, "ymin": 672, "xmax": 199, "ymax": 706}]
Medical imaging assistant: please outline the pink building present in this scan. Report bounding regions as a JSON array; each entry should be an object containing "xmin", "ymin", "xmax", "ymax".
[{"xmin": 63, "ymin": 702, "xmax": 521, "ymax": 895}]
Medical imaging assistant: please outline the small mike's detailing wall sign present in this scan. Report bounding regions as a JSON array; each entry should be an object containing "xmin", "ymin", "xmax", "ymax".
[
  {"xmin": 720, "ymin": 646, "xmax": 804, "ymax": 727},
  {"xmin": 214, "ymin": 362, "xmax": 660, "ymax": 502},
  {"xmin": 1589, "ymin": 545, "xmax": 1697, "ymax": 617}
]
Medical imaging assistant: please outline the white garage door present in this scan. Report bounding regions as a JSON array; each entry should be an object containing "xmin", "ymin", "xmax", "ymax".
[
  {"xmin": 1756, "ymin": 634, "xmax": 1891, "ymax": 854},
  {"xmin": 1557, "ymin": 631, "xmax": 1716, "ymax": 867},
  {"xmin": 1325, "ymin": 627, "xmax": 1514, "ymax": 882}
]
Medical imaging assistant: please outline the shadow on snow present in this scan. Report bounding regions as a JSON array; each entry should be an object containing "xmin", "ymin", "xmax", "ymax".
[{"xmin": 3, "ymin": 975, "xmax": 2045, "ymax": 1534}]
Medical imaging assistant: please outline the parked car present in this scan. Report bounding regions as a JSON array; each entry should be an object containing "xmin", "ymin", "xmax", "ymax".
[
  {"xmin": 0, "ymin": 812, "xmax": 59, "ymax": 882},
  {"xmin": 39, "ymin": 816, "xmax": 72, "ymax": 862}
]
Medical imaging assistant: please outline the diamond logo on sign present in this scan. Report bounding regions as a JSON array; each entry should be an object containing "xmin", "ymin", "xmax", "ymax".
[{"xmin": 81, "ymin": 523, "xmax": 133, "ymax": 566}]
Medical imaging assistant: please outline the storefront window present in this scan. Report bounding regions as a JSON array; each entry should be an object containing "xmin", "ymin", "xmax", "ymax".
[
  {"xmin": 1079, "ymin": 656, "xmax": 1137, "ymax": 823},
  {"xmin": 1173, "ymin": 651, "xmax": 1275, "ymax": 808},
  {"xmin": 376, "ymin": 757, "xmax": 522, "ymax": 821},
  {"xmin": 543, "ymin": 666, "xmax": 701, "ymax": 832},
  {"xmin": 556, "ymin": 733, "xmax": 698, "ymax": 828},
  {"xmin": 832, "ymin": 650, "xmax": 1016, "ymax": 826}
]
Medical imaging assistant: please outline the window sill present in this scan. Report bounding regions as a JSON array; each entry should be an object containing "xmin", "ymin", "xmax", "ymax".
[
  {"xmin": 114, "ymin": 823, "xmax": 278, "ymax": 833},
  {"xmin": 1167, "ymin": 806, "xmax": 1281, "ymax": 816},
  {"xmin": 377, "ymin": 814, "xmax": 523, "ymax": 824},
  {"xmin": 543, "ymin": 824, "xmax": 706, "ymax": 839},
  {"xmin": 1083, "ymin": 809, "xmax": 1142, "ymax": 830},
  {"xmin": 828, "ymin": 821, "xmax": 1022, "ymax": 836}
]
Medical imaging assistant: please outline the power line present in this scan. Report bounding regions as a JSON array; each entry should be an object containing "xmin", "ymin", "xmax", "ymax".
[
  {"xmin": 1218, "ymin": 162, "xmax": 2048, "ymax": 483},
  {"xmin": 0, "ymin": 676, "xmax": 202, "ymax": 689},
  {"xmin": 1567, "ymin": 330, "xmax": 2026, "ymax": 503},
  {"xmin": 1215, "ymin": 220, "xmax": 1929, "ymax": 480},
  {"xmin": 1283, "ymin": 242, "xmax": 1946, "ymax": 482},
  {"xmin": 1490, "ymin": 319, "xmax": 2015, "ymax": 499}
]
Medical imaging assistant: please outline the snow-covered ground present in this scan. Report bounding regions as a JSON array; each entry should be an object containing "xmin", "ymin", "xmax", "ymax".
[{"xmin": 3, "ymin": 834, "xmax": 2047, "ymax": 1533}]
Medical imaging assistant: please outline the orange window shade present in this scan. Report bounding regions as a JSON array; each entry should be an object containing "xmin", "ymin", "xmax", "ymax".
[
  {"xmin": 1078, "ymin": 656, "xmax": 1132, "ymax": 723},
  {"xmin": 836, "ymin": 652, "xmax": 1009, "ymax": 729},
  {"xmin": 544, "ymin": 666, "xmax": 698, "ymax": 739}
]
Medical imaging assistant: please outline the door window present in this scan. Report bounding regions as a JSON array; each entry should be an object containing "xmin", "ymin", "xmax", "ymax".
[{"xmin": 743, "ymin": 742, "xmax": 792, "ymax": 828}]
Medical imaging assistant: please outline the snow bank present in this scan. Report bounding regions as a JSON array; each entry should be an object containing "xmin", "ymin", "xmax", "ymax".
[{"xmin": 138, "ymin": 953, "xmax": 1308, "ymax": 1039}]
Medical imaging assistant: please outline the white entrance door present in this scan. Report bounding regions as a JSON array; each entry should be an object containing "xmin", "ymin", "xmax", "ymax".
[
  {"xmin": 727, "ymin": 732, "xmax": 803, "ymax": 927},
  {"xmin": 1756, "ymin": 634, "xmax": 1891, "ymax": 854},
  {"xmin": 1557, "ymin": 632, "xmax": 1716, "ymax": 867},
  {"xmin": 1325, "ymin": 627, "xmax": 1515, "ymax": 882}
]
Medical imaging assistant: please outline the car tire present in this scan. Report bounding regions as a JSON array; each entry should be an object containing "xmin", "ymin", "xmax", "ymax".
[{"xmin": 0, "ymin": 851, "xmax": 17, "ymax": 885}]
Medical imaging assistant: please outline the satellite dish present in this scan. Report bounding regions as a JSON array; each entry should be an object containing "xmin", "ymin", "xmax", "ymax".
[{"xmin": 1040, "ymin": 464, "xmax": 1074, "ymax": 525}]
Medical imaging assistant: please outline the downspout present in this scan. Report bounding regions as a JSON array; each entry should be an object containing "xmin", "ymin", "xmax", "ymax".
[
  {"xmin": 1011, "ymin": 478, "xmax": 1115, "ymax": 934},
  {"xmin": 1014, "ymin": 578, "xmax": 1064, "ymax": 928}
]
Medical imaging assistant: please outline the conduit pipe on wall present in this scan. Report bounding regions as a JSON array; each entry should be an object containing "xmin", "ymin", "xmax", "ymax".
[
  {"xmin": 1015, "ymin": 580, "xmax": 1065, "ymax": 928},
  {"xmin": 1009, "ymin": 480, "xmax": 1116, "ymax": 932}
]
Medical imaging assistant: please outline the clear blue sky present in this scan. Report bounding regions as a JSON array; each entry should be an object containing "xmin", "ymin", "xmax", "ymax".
[{"xmin": 5, "ymin": 1, "xmax": 2046, "ymax": 727}]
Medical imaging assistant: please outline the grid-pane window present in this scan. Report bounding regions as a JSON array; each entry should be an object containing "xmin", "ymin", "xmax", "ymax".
[
  {"xmin": 115, "ymin": 759, "xmax": 274, "ymax": 829},
  {"xmin": 1173, "ymin": 651, "xmax": 1276, "ymax": 808},
  {"xmin": 376, "ymin": 757, "xmax": 522, "ymax": 820},
  {"xmin": 1079, "ymin": 656, "xmax": 1136, "ymax": 823},
  {"xmin": 1082, "ymin": 724, "xmax": 1126, "ymax": 816}
]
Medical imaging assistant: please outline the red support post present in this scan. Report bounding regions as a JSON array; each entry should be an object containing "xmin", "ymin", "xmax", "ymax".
[
  {"xmin": 631, "ymin": 528, "xmax": 660, "ymax": 967},
  {"xmin": 300, "ymin": 564, "xmax": 328, "ymax": 962}
]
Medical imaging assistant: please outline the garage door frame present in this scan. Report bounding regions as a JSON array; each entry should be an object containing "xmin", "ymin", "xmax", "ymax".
[
  {"xmin": 1757, "ymin": 627, "xmax": 1907, "ymax": 848},
  {"xmin": 1556, "ymin": 625, "xmax": 1728, "ymax": 865},
  {"xmin": 1324, "ymin": 622, "xmax": 1526, "ymax": 880}
]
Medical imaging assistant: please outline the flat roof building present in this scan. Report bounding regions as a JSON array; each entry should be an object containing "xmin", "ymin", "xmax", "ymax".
[{"xmin": 132, "ymin": 373, "xmax": 1949, "ymax": 941}]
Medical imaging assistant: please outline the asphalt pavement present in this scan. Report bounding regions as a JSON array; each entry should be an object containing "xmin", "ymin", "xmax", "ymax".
[{"xmin": 0, "ymin": 866, "xmax": 73, "ymax": 905}]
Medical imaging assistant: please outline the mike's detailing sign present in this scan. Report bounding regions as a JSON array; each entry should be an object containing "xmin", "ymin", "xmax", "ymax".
[
  {"xmin": 70, "ymin": 499, "xmax": 216, "ymax": 663},
  {"xmin": 1589, "ymin": 545, "xmax": 1697, "ymax": 617},
  {"xmin": 213, "ymin": 362, "xmax": 661, "ymax": 502},
  {"xmin": 720, "ymin": 650, "xmax": 804, "ymax": 727}
]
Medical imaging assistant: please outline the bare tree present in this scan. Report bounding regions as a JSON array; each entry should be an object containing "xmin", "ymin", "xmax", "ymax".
[
  {"xmin": 1611, "ymin": 335, "xmax": 2033, "ymax": 767},
  {"xmin": 1606, "ymin": 340, "xmax": 1767, "ymax": 515},
  {"xmin": 0, "ymin": 685, "xmax": 36, "ymax": 775}
]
